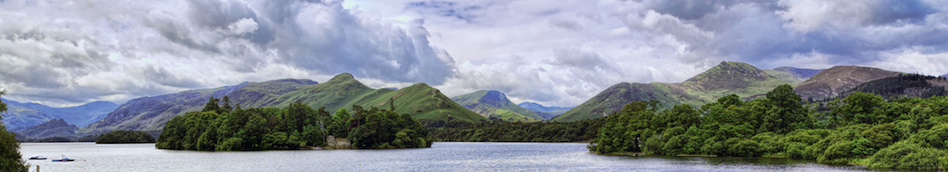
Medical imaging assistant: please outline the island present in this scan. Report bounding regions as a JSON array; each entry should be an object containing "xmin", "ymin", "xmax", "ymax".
[
  {"xmin": 96, "ymin": 130, "xmax": 156, "ymax": 144},
  {"xmin": 156, "ymin": 97, "xmax": 431, "ymax": 150}
]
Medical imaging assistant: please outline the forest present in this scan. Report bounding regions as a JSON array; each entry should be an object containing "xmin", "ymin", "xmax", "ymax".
[
  {"xmin": 589, "ymin": 84, "xmax": 948, "ymax": 170},
  {"xmin": 428, "ymin": 118, "xmax": 604, "ymax": 142},
  {"xmin": 96, "ymin": 130, "xmax": 156, "ymax": 144},
  {"xmin": 155, "ymin": 97, "xmax": 431, "ymax": 150}
]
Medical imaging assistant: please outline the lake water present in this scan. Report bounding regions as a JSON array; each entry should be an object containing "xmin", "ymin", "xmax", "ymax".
[{"xmin": 19, "ymin": 142, "xmax": 874, "ymax": 172}]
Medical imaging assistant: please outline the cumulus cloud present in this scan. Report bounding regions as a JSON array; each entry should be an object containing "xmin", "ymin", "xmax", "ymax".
[{"xmin": 0, "ymin": 0, "xmax": 456, "ymax": 106}]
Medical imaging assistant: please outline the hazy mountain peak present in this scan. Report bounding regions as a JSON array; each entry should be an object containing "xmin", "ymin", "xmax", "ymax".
[
  {"xmin": 773, "ymin": 67, "xmax": 825, "ymax": 79},
  {"xmin": 451, "ymin": 90, "xmax": 543, "ymax": 122}
]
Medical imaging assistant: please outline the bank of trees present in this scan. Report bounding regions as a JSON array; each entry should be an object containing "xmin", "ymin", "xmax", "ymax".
[
  {"xmin": 96, "ymin": 130, "xmax": 156, "ymax": 144},
  {"xmin": 429, "ymin": 118, "xmax": 604, "ymax": 142},
  {"xmin": 156, "ymin": 97, "xmax": 430, "ymax": 150},
  {"xmin": 590, "ymin": 84, "xmax": 948, "ymax": 170}
]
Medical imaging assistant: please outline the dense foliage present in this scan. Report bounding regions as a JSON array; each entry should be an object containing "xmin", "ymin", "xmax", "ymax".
[
  {"xmin": 843, "ymin": 74, "xmax": 947, "ymax": 99},
  {"xmin": 0, "ymin": 89, "xmax": 29, "ymax": 172},
  {"xmin": 589, "ymin": 84, "xmax": 948, "ymax": 170},
  {"xmin": 96, "ymin": 130, "xmax": 156, "ymax": 143},
  {"xmin": 429, "ymin": 118, "xmax": 604, "ymax": 142},
  {"xmin": 156, "ymin": 97, "xmax": 430, "ymax": 150}
]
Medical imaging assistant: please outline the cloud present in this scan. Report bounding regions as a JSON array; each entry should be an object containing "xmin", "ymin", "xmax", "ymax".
[
  {"xmin": 381, "ymin": 0, "xmax": 948, "ymax": 106},
  {"xmin": 0, "ymin": 0, "xmax": 456, "ymax": 106},
  {"xmin": 3, "ymin": 0, "xmax": 948, "ymax": 108}
]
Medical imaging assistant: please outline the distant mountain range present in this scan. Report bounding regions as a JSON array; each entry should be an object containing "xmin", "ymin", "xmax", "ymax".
[
  {"xmin": 554, "ymin": 62, "xmax": 791, "ymax": 122},
  {"xmin": 763, "ymin": 67, "xmax": 824, "ymax": 85},
  {"xmin": 553, "ymin": 62, "xmax": 909, "ymax": 122},
  {"xmin": 1, "ymin": 98, "xmax": 117, "ymax": 131},
  {"xmin": 517, "ymin": 102, "xmax": 573, "ymax": 120},
  {"xmin": 451, "ymin": 90, "xmax": 543, "ymax": 122},
  {"xmin": 6, "ymin": 62, "xmax": 941, "ymax": 138},
  {"xmin": 79, "ymin": 73, "xmax": 486, "ymax": 135}
]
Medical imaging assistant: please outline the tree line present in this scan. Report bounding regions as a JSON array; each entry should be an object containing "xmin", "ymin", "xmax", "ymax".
[
  {"xmin": 428, "ymin": 118, "xmax": 604, "ymax": 142},
  {"xmin": 156, "ymin": 96, "xmax": 431, "ymax": 150},
  {"xmin": 590, "ymin": 84, "xmax": 948, "ymax": 170},
  {"xmin": 96, "ymin": 130, "xmax": 156, "ymax": 144}
]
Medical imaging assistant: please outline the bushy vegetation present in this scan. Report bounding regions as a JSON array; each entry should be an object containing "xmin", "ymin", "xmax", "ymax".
[
  {"xmin": 429, "ymin": 118, "xmax": 605, "ymax": 142},
  {"xmin": 589, "ymin": 84, "xmax": 948, "ymax": 170},
  {"xmin": 0, "ymin": 89, "xmax": 29, "ymax": 172},
  {"xmin": 96, "ymin": 130, "xmax": 156, "ymax": 143},
  {"xmin": 156, "ymin": 97, "xmax": 430, "ymax": 150}
]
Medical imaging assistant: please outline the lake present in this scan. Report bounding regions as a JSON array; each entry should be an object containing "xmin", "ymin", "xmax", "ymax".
[{"xmin": 19, "ymin": 142, "xmax": 873, "ymax": 172}]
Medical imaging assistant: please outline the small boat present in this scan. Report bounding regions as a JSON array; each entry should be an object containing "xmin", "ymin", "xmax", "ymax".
[
  {"xmin": 29, "ymin": 156, "xmax": 47, "ymax": 160},
  {"xmin": 52, "ymin": 155, "xmax": 74, "ymax": 162}
]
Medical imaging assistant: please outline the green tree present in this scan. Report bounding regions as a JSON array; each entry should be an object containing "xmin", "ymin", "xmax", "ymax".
[
  {"xmin": 0, "ymin": 89, "xmax": 28, "ymax": 172},
  {"xmin": 202, "ymin": 96, "xmax": 223, "ymax": 113},
  {"xmin": 328, "ymin": 108, "xmax": 352, "ymax": 138},
  {"xmin": 761, "ymin": 84, "xmax": 808, "ymax": 134},
  {"xmin": 831, "ymin": 92, "xmax": 886, "ymax": 126}
]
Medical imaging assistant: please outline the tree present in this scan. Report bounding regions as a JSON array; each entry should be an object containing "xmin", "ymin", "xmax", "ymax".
[
  {"xmin": 329, "ymin": 108, "xmax": 352, "ymax": 138},
  {"xmin": 0, "ymin": 89, "xmax": 28, "ymax": 172},
  {"xmin": 202, "ymin": 96, "xmax": 223, "ymax": 113},
  {"xmin": 761, "ymin": 84, "xmax": 808, "ymax": 134},
  {"xmin": 831, "ymin": 92, "xmax": 886, "ymax": 126},
  {"xmin": 221, "ymin": 96, "xmax": 233, "ymax": 110}
]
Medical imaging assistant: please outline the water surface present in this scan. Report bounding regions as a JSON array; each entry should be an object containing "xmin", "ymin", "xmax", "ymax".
[{"xmin": 20, "ymin": 142, "xmax": 872, "ymax": 171}]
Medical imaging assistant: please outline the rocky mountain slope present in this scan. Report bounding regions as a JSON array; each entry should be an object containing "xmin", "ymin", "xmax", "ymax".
[
  {"xmin": 15, "ymin": 119, "xmax": 78, "ymax": 139},
  {"xmin": 794, "ymin": 66, "xmax": 900, "ymax": 101}
]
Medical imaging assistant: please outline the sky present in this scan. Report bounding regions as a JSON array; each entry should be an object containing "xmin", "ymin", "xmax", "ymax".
[{"xmin": 1, "ymin": 0, "xmax": 948, "ymax": 107}]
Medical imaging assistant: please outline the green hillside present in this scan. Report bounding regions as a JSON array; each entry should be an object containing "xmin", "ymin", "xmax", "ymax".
[
  {"xmin": 451, "ymin": 90, "xmax": 543, "ymax": 122},
  {"xmin": 274, "ymin": 73, "xmax": 486, "ymax": 123},
  {"xmin": 554, "ymin": 61, "xmax": 790, "ymax": 122}
]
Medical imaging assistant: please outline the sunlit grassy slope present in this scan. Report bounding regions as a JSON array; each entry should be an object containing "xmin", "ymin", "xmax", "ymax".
[{"xmin": 554, "ymin": 61, "xmax": 790, "ymax": 122}]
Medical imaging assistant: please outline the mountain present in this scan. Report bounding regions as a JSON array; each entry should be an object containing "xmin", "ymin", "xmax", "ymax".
[
  {"xmin": 80, "ymin": 79, "xmax": 312, "ymax": 134},
  {"xmin": 81, "ymin": 73, "xmax": 487, "ymax": 134},
  {"xmin": 764, "ymin": 67, "xmax": 825, "ymax": 85},
  {"xmin": 0, "ymin": 98, "xmax": 118, "ymax": 131},
  {"xmin": 451, "ymin": 90, "xmax": 543, "ymax": 122},
  {"xmin": 942, "ymin": 74, "xmax": 948, "ymax": 78},
  {"xmin": 15, "ymin": 118, "xmax": 78, "ymax": 139},
  {"xmin": 517, "ymin": 102, "xmax": 574, "ymax": 119},
  {"xmin": 270, "ymin": 73, "xmax": 486, "ymax": 123},
  {"xmin": 554, "ymin": 61, "xmax": 791, "ymax": 122},
  {"xmin": 841, "ymin": 74, "xmax": 948, "ymax": 99},
  {"xmin": 794, "ymin": 66, "xmax": 900, "ymax": 101}
]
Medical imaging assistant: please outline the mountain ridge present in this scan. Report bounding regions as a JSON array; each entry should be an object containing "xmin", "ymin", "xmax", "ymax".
[
  {"xmin": 451, "ymin": 90, "xmax": 543, "ymax": 122},
  {"xmin": 794, "ymin": 66, "xmax": 900, "ymax": 101},
  {"xmin": 0, "ymin": 98, "xmax": 117, "ymax": 131},
  {"xmin": 554, "ymin": 61, "xmax": 790, "ymax": 122}
]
